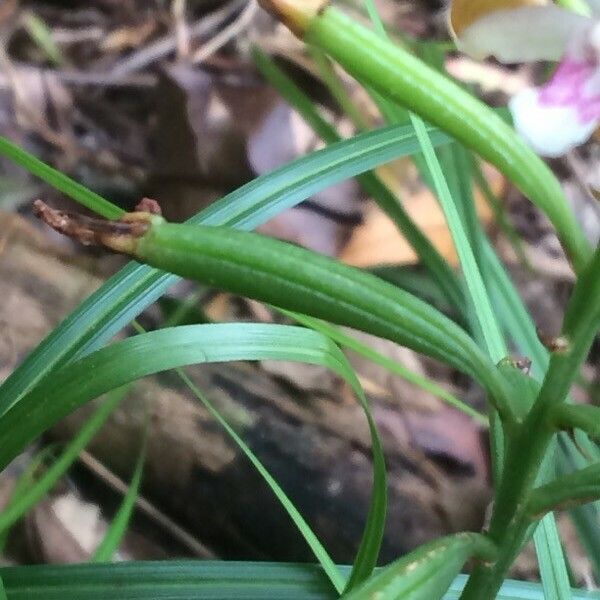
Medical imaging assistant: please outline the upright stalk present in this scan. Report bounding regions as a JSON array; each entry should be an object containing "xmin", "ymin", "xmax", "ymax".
[{"xmin": 461, "ymin": 244, "xmax": 600, "ymax": 599}]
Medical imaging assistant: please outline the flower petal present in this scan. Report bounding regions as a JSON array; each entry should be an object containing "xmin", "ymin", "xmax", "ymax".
[
  {"xmin": 450, "ymin": 0, "xmax": 546, "ymax": 37},
  {"xmin": 509, "ymin": 55, "xmax": 600, "ymax": 155},
  {"xmin": 452, "ymin": 5, "xmax": 590, "ymax": 62}
]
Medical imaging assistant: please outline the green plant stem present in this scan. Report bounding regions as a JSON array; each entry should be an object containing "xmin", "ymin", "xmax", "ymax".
[
  {"xmin": 408, "ymin": 115, "xmax": 506, "ymax": 361},
  {"xmin": 471, "ymin": 159, "xmax": 531, "ymax": 270},
  {"xmin": 461, "ymin": 244, "xmax": 600, "ymax": 599},
  {"xmin": 261, "ymin": 0, "xmax": 591, "ymax": 272}
]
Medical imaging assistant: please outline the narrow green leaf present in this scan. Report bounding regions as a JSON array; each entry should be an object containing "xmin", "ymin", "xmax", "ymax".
[
  {"xmin": 0, "ymin": 561, "xmax": 339, "ymax": 600},
  {"xmin": 532, "ymin": 517, "xmax": 573, "ymax": 600},
  {"xmin": 550, "ymin": 404, "xmax": 600, "ymax": 439},
  {"xmin": 0, "ymin": 324, "xmax": 389, "ymax": 593},
  {"xmin": 1, "ymin": 562, "xmax": 599, "ymax": 600},
  {"xmin": 176, "ymin": 361, "xmax": 386, "ymax": 594},
  {"xmin": 407, "ymin": 116, "xmax": 505, "ymax": 362},
  {"xmin": 0, "ymin": 137, "xmax": 122, "ymax": 219},
  {"xmin": 0, "ymin": 389, "xmax": 126, "ymax": 535},
  {"xmin": 92, "ymin": 423, "xmax": 147, "ymax": 562},
  {"xmin": 23, "ymin": 13, "xmax": 64, "ymax": 66},
  {"xmin": 171, "ymin": 372, "xmax": 344, "ymax": 593},
  {"xmin": 0, "ymin": 445, "xmax": 58, "ymax": 551},
  {"xmin": 558, "ymin": 436, "xmax": 600, "ymax": 581},
  {"xmin": 471, "ymin": 158, "xmax": 530, "ymax": 270},
  {"xmin": 283, "ymin": 310, "xmax": 487, "ymax": 425},
  {"xmin": 528, "ymin": 463, "xmax": 600, "ymax": 518},
  {"xmin": 309, "ymin": 46, "xmax": 370, "ymax": 131}
]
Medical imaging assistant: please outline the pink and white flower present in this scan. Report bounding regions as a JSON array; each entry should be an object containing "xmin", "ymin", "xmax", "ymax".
[{"xmin": 449, "ymin": 0, "xmax": 600, "ymax": 156}]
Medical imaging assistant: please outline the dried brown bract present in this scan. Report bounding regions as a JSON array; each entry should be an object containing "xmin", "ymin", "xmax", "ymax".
[{"xmin": 33, "ymin": 200, "xmax": 154, "ymax": 255}]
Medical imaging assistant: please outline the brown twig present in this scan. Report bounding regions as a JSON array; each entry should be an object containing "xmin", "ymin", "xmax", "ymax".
[
  {"xmin": 109, "ymin": 0, "xmax": 245, "ymax": 80},
  {"xmin": 78, "ymin": 450, "xmax": 216, "ymax": 558}
]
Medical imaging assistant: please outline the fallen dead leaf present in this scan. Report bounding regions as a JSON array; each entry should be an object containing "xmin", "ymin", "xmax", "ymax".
[{"xmin": 340, "ymin": 164, "xmax": 503, "ymax": 267}]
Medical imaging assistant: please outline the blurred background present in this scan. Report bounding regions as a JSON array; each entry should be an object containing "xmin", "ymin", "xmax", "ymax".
[{"xmin": 0, "ymin": 0, "xmax": 598, "ymax": 586}]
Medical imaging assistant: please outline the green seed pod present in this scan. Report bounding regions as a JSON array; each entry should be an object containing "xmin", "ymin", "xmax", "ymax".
[
  {"xmin": 34, "ymin": 201, "xmax": 515, "ymax": 421},
  {"xmin": 342, "ymin": 532, "xmax": 497, "ymax": 600},
  {"xmin": 137, "ymin": 219, "xmax": 481, "ymax": 375},
  {"xmin": 256, "ymin": 0, "xmax": 591, "ymax": 272}
]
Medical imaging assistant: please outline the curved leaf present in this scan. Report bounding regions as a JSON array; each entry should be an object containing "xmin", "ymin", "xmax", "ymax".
[
  {"xmin": 527, "ymin": 463, "xmax": 600, "ymax": 519},
  {"xmin": 550, "ymin": 404, "xmax": 600, "ymax": 439},
  {"xmin": 0, "ymin": 324, "xmax": 387, "ymax": 592}
]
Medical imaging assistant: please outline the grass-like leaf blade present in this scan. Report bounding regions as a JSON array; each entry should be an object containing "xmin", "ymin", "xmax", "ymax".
[
  {"xmin": 92, "ymin": 423, "xmax": 147, "ymax": 562},
  {"xmin": 0, "ymin": 323, "xmax": 389, "ymax": 592},
  {"xmin": 1, "ymin": 562, "xmax": 599, "ymax": 599},
  {"xmin": 0, "ymin": 389, "xmax": 127, "ymax": 535}
]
